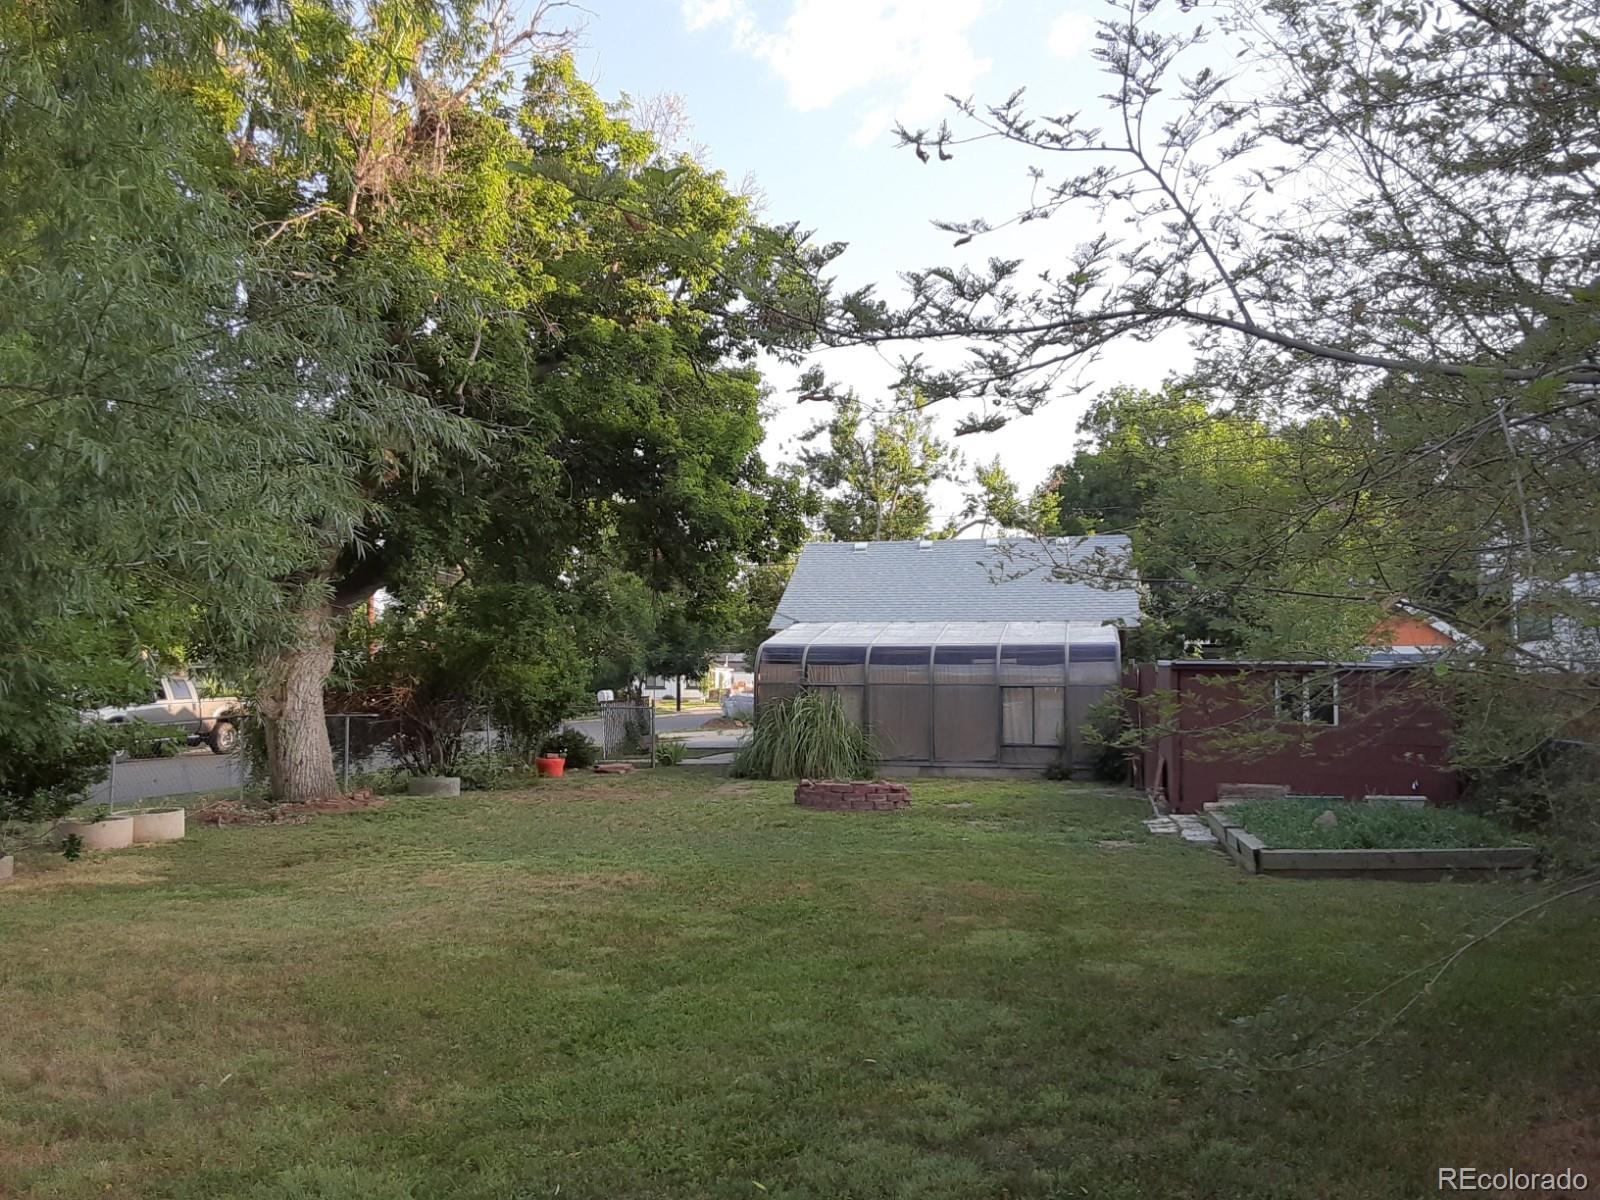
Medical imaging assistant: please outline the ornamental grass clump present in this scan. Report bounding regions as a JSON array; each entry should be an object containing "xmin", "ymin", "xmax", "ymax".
[{"xmin": 731, "ymin": 692, "xmax": 874, "ymax": 781}]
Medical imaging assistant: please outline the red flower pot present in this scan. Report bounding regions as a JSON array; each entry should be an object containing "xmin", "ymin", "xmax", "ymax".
[{"xmin": 536, "ymin": 756, "xmax": 566, "ymax": 778}]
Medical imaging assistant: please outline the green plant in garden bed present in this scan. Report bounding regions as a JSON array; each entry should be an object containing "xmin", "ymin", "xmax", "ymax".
[
  {"xmin": 730, "ymin": 691, "xmax": 874, "ymax": 780},
  {"xmin": 1229, "ymin": 798, "xmax": 1531, "ymax": 851}
]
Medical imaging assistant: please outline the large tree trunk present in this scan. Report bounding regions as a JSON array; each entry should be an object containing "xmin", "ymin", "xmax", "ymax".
[{"xmin": 258, "ymin": 603, "xmax": 340, "ymax": 803}]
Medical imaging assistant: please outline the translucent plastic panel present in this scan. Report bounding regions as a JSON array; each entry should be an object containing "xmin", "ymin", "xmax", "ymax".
[
  {"xmin": 804, "ymin": 683, "xmax": 864, "ymax": 725},
  {"xmin": 934, "ymin": 684, "xmax": 998, "ymax": 761},
  {"xmin": 1033, "ymin": 687, "xmax": 1065, "ymax": 747},
  {"xmin": 758, "ymin": 683, "xmax": 800, "ymax": 708},
  {"xmin": 806, "ymin": 644, "xmax": 867, "ymax": 685},
  {"xmin": 1066, "ymin": 685, "xmax": 1102, "ymax": 766},
  {"xmin": 1001, "ymin": 687, "xmax": 1033, "ymax": 745},
  {"xmin": 1000, "ymin": 643, "xmax": 1067, "ymax": 685},
  {"xmin": 933, "ymin": 644, "xmax": 996, "ymax": 684},
  {"xmin": 871, "ymin": 684, "xmax": 931, "ymax": 760},
  {"xmin": 1001, "ymin": 686, "xmax": 1065, "ymax": 746},
  {"xmin": 868, "ymin": 645, "xmax": 931, "ymax": 684},
  {"xmin": 758, "ymin": 643, "xmax": 804, "ymax": 685},
  {"xmin": 1068, "ymin": 638, "xmax": 1120, "ymax": 686}
]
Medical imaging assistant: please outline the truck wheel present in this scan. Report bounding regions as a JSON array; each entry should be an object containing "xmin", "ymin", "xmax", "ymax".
[{"xmin": 208, "ymin": 721, "xmax": 239, "ymax": 755}]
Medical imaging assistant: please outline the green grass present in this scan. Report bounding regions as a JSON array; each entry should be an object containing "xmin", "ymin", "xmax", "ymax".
[
  {"xmin": 2, "ymin": 774, "xmax": 1595, "ymax": 1199},
  {"xmin": 1231, "ymin": 797, "xmax": 1532, "ymax": 850}
]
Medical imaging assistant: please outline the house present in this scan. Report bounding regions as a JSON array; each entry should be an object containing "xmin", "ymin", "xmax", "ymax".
[
  {"xmin": 705, "ymin": 652, "xmax": 753, "ymax": 695},
  {"xmin": 1128, "ymin": 660, "xmax": 1461, "ymax": 813},
  {"xmin": 1512, "ymin": 571, "xmax": 1600, "ymax": 671},
  {"xmin": 1363, "ymin": 604, "xmax": 1471, "ymax": 664},
  {"xmin": 755, "ymin": 536, "xmax": 1140, "ymax": 773}
]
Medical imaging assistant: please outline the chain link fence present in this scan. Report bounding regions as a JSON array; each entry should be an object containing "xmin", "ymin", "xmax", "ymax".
[
  {"xmin": 88, "ymin": 710, "xmax": 535, "ymax": 809},
  {"xmin": 84, "ymin": 710, "xmax": 566, "ymax": 812},
  {"xmin": 600, "ymin": 700, "xmax": 657, "ymax": 765}
]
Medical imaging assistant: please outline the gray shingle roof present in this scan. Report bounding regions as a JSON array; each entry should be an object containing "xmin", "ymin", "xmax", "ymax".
[{"xmin": 770, "ymin": 536, "xmax": 1139, "ymax": 629}]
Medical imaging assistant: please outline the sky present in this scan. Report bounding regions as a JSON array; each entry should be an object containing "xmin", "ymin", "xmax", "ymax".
[{"xmin": 566, "ymin": 1, "xmax": 1190, "ymax": 525}]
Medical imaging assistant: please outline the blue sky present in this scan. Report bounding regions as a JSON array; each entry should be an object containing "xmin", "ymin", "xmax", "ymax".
[{"xmin": 568, "ymin": 1, "xmax": 1185, "ymax": 522}]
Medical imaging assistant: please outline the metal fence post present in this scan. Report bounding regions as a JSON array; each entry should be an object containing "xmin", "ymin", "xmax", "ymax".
[
  {"xmin": 342, "ymin": 714, "xmax": 351, "ymax": 787},
  {"xmin": 107, "ymin": 750, "xmax": 117, "ymax": 809}
]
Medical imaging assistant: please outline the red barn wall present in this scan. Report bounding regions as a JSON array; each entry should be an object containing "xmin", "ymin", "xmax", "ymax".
[{"xmin": 1130, "ymin": 665, "xmax": 1460, "ymax": 813}]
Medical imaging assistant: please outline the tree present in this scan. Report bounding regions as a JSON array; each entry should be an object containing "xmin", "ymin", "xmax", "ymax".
[
  {"xmin": 341, "ymin": 583, "xmax": 589, "ymax": 773},
  {"xmin": 795, "ymin": 0, "xmax": 1600, "ymax": 770},
  {"xmin": 0, "ymin": 0, "xmax": 458, "ymax": 804},
  {"xmin": 792, "ymin": 387, "xmax": 959, "ymax": 541},
  {"xmin": 219, "ymin": 3, "xmax": 817, "ymax": 800}
]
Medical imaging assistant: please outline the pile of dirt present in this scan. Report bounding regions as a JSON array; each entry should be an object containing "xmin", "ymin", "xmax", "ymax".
[
  {"xmin": 193, "ymin": 788, "xmax": 386, "ymax": 827},
  {"xmin": 699, "ymin": 716, "xmax": 750, "ymax": 731}
]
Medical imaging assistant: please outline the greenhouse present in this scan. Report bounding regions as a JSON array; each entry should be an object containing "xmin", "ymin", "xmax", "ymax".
[{"xmin": 753, "ymin": 621, "xmax": 1123, "ymax": 773}]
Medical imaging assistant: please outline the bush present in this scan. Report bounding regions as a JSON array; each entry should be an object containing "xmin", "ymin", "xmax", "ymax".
[
  {"xmin": 730, "ymin": 692, "xmax": 874, "ymax": 781},
  {"xmin": 656, "ymin": 740, "xmax": 688, "ymax": 766},
  {"xmin": 538, "ymin": 728, "xmax": 600, "ymax": 769},
  {"xmin": 339, "ymin": 584, "xmax": 591, "ymax": 777},
  {"xmin": 455, "ymin": 750, "xmax": 540, "ymax": 792},
  {"xmin": 0, "ymin": 715, "xmax": 131, "ymax": 853}
]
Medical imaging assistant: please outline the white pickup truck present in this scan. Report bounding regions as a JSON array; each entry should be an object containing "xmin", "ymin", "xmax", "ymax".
[{"xmin": 86, "ymin": 676, "xmax": 243, "ymax": 754}]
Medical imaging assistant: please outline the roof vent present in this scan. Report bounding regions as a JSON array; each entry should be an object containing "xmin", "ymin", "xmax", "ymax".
[
  {"xmin": 917, "ymin": 538, "xmax": 933, "ymax": 550},
  {"xmin": 984, "ymin": 537, "xmax": 998, "ymax": 547},
  {"xmin": 852, "ymin": 541, "xmax": 868, "ymax": 552}
]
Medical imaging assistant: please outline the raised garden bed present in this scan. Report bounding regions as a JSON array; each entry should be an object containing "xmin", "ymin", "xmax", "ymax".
[
  {"xmin": 1204, "ymin": 799, "xmax": 1537, "ymax": 881},
  {"xmin": 794, "ymin": 780, "xmax": 910, "ymax": 812}
]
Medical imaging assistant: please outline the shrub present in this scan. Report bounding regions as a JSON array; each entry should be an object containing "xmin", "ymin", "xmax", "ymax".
[
  {"xmin": 0, "ymin": 715, "xmax": 132, "ymax": 853},
  {"xmin": 538, "ymin": 728, "xmax": 600, "ymax": 769},
  {"xmin": 338, "ymin": 584, "xmax": 591, "ymax": 777},
  {"xmin": 455, "ymin": 750, "xmax": 539, "ymax": 792},
  {"xmin": 656, "ymin": 740, "xmax": 687, "ymax": 766},
  {"xmin": 730, "ymin": 692, "xmax": 874, "ymax": 781}
]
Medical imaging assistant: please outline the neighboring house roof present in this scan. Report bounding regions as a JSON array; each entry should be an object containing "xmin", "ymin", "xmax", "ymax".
[
  {"xmin": 768, "ymin": 535, "xmax": 1140, "ymax": 630},
  {"xmin": 1363, "ymin": 602, "xmax": 1477, "ymax": 665}
]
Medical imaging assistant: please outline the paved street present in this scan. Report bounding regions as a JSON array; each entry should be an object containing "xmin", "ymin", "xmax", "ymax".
[
  {"xmin": 90, "ymin": 749, "xmax": 245, "ymax": 808},
  {"xmin": 89, "ymin": 706, "xmax": 736, "ymax": 807}
]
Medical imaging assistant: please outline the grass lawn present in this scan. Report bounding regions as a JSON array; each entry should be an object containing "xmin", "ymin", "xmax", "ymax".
[
  {"xmin": 2, "ymin": 775, "xmax": 1596, "ymax": 1199},
  {"xmin": 1229, "ymin": 797, "xmax": 1532, "ymax": 850}
]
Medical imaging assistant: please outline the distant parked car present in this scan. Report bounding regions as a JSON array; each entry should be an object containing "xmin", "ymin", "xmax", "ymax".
[{"xmin": 83, "ymin": 676, "xmax": 243, "ymax": 754}]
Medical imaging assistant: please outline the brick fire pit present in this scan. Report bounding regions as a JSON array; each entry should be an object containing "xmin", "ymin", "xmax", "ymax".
[{"xmin": 794, "ymin": 780, "xmax": 911, "ymax": 812}]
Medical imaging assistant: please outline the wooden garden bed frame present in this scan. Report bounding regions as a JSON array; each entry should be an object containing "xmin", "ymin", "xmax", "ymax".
[{"xmin": 1201, "ymin": 803, "xmax": 1538, "ymax": 881}]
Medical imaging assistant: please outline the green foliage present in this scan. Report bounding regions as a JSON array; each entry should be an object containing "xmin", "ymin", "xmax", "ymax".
[
  {"xmin": 792, "ymin": 388, "xmax": 958, "ymax": 541},
  {"xmin": 1230, "ymin": 799, "xmax": 1527, "ymax": 851},
  {"xmin": 0, "ymin": 719, "xmax": 119, "ymax": 850},
  {"xmin": 731, "ymin": 692, "xmax": 874, "ymax": 781},
  {"xmin": 726, "ymin": 560, "xmax": 797, "ymax": 664},
  {"xmin": 655, "ymin": 740, "xmax": 689, "ymax": 767},
  {"xmin": 1038, "ymin": 385, "xmax": 1386, "ymax": 660},
  {"xmin": 1082, "ymin": 695, "xmax": 1132, "ymax": 783},
  {"xmin": 538, "ymin": 729, "xmax": 600, "ymax": 770},
  {"xmin": 345, "ymin": 584, "xmax": 589, "ymax": 775},
  {"xmin": 454, "ymin": 751, "xmax": 541, "ymax": 793}
]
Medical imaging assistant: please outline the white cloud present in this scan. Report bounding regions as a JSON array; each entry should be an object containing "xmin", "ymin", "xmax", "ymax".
[
  {"xmin": 1046, "ymin": 9, "xmax": 1093, "ymax": 59},
  {"xmin": 682, "ymin": 0, "xmax": 992, "ymax": 147}
]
